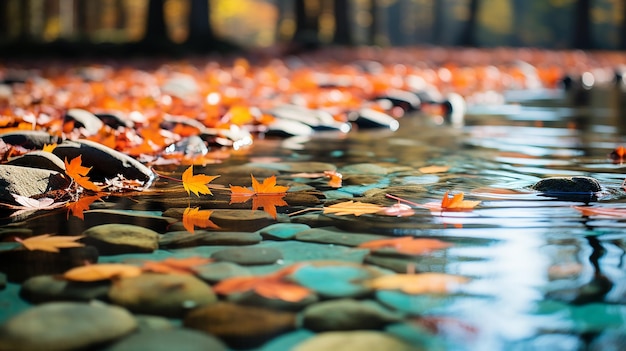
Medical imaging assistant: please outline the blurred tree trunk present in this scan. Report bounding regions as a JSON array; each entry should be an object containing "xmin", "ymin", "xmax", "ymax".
[
  {"xmin": 511, "ymin": 0, "xmax": 525, "ymax": 46},
  {"xmin": 115, "ymin": 0, "xmax": 126, "ymax": 31},
  {"xmin": 431, "ymin": 0, "xmax": 444, "ymax": 45},
  {"xmin": 368, "ymin": 0, "xmax": 378, "ymax": 45},
  {"xmin": 19, "ymin": 0, "xmax": 31, "ymax": 41},
  {"xmin": 620, "ymin": 0, "xmax": 626, "ymax": 49},
  {"xmin": 0, "ymin": 1, "xmax": 7, "ymax": 40},
  {"xmin": 332, "ymin": 0, "xmax": 352, "ymax": 45},
  {"xmin": 458, "ymin": 0, "xmax": 479, "ymax": 46},
  {"xmin": 185, "ymin": 0, "xmax": 216, "ymax": 51},
  {"xmin": 292, "ymin": 0, "xmax": 320, "ymax": 50},
  {"xmin": 142, "ymin": 0, "xmax": 170, "ymax": 45},
  {"xmin": 572, "ymin": 0, "xmax": 592, "ymax": 49}
]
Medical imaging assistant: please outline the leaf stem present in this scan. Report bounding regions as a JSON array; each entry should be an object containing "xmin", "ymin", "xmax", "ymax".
[
  {"xmin": 151, "ymin": 168, "xmax": 182, "ymax": 183},
  {"xmin": 287, "ymin": 207, "xmax": 323, "ymax": 216},
  {"xmin": 385, "ymin": 193, "xmax": 421, "ymax": 207}
]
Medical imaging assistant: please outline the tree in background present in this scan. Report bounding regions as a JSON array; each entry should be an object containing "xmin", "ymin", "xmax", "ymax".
[
  {"xmin": 368, "ymin": 0, "xmax": 378, "ymax": 45},
  {"xmin": 458, "ymin": 0, "xmax": 480, "ymax": 46},
  {"xmin": 292, "ymin": 0, "xmax": 321, "ymax": 50},
  {"xmin": 572, "ymin": 0, "xmax": 592, "ymax": 49},
  {"xmin": 621, "ymin": 0, "xmax": 626, "ymax": 49},
  {"xmin": 185, "ymin": 0, "xmax": 215, "ymax": 51},
  {"xmin": 332, "ymin": 0, "xmax": 352, "ymax": 45},
  {"xmin": 510, "ymin": 0, "xmax": 526, "ymax": 47},
  {"xmin": 141, "ymin": 0, "xmax": 172, "ymax": 49},
  {"xmin": 431, "ymin": 0, "xmax": 445, "ymax": 45}
]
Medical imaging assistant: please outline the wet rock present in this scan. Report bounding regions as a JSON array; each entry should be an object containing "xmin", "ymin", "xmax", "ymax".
[
  {"xmin": 0, "ymin": 246, "xmax": 98, "ymax": 283},
  {"xmin": 293, "ymin": 331, "xmax": 419, "ymax": 351},
  {"xmin": 211, "ymin": 246, "xmax": 283, "ymax": 265},
  {"xmin": 94, "ymin": 112, "xmax": 134, "ymax": 129},
  {"xmin": 194, "ymin": 261, "xmax": 251, "ymax": 283},
  {"xmin": 184, "ymin": 302, "xmax": 296, "ymax": 349},
  {"xmin": 20, "ymin": 275, "xmax": 110, "ymax": 303},
  {"xmin": 362, "ymin": 185, "xmax": 426, "ymax": 204},
  {"xmin": 52, "ymin": 139, "xmax": 154, "ymax": 183},
  {"xmin": 302, "ymin": 299, "xmax": 401, "ymax": 331},
  {"xmin": 133, "ymin": 315, "xmax": 175, "ymax": 331},
  {"xmin": 284, "ymin": 191, "xmax": 322, "ymax": 206},
  {"xmin": 246, "ymin": 161, "xmax": 337, "ymax": 173},
  {"xmin": 290, "ymin": 213, "xmax": 337, "ymax": 227},
  {"xmin": 65, "ymin": 108, "xmax": 104, "ymax": 136},
  {"xmin": 7, "ymin": 151, "xmax": 66, "ymax": 173},
  {"xmin": 82, "ymin": 210, "xmax": 176, "ymax": 234},
  {"xmin": 295, "ymin": 227, "xmax": 387, "ymax": 247},
  {"xmin": 82, "ymin": 224, "xmax": 159, "ymax": 255},
  {"xmin": 265, "ymin": 118, "xmax": 314, "ymax": 137},
  {"xmin": 0, "ymin": 301, "xmax": 137, "ymax": 351},
  {"xmin": 108, "ymin": 273, "xmax": 216, "ymax": 318},
  {"xmin": 269, "ymin": 105, "xmax": 350, "ymax": 132},
  {"xmin": 159, "ymin": 231, "xmax": 262, "ymax": 249},
  {"xmin": 0, "ymin": 165, "xmax": 69, "ymax": 203},
  {"xmin": 342, "ymin": 174, "xmax": 384, "ymax": 185},
  {"xmin": 259, "ymin": 223, "xmax": 311, "ymax": 240},
  {"xmin": 207, "ymin": 209, "xmax": 276, "ymax": 231},
  {"xmin": 291, "ymin": 263, "xmax": 378, "ymax": 299},
  {"xmin": 348, "ymin": 108, "xmax": 400, "ymax": 131},
  {"xmin": 0, "ymin": 272, "xmax": 5, "ymax": 290},
  {"xmin": 531, "ymin": 176, "xmax": 602, "ymax": 193},
  {"xmin": 226, "ymin": 289, "xmax": 318, "ymax": 312},
  {"xmin": 103, "ymin": 328, "xmax": 227, "ymax": 351},
  {"xmin": 0, "ymin": 130, "xmax": 61, "ymax": 150}
]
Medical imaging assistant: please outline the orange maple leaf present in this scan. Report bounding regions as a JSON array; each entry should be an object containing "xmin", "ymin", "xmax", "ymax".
[
  {"xmin": 422, "ymin": 191, "xmax": 480, "ymax": 211},
  {"xmin": 324, "ymin": 170, "xmax": 343, "ymax": 188},
  {"xmin": 142, "ymin": 256, "xmax": 213, "ymax": 275},
  {"xmin": 182, "ymin": 165, "xmax": 220, "ymax": 197},
  {"xmin": 229, "ymin": 175, "xmax": 289, "ymax": 218},
  {"xmin": 64, "ymin": 263, "xmax": 142, "ymax": 281},
  {"xmin": 230, "ymin": 175, "xmax": 289, "ymax": 196},
  {"xmin": 182, "ymin": 207, "xmax": 220, "ymax": 233},
  {"xmin": 572, "ymin": 206, "xmax": 626, "ymax": 217},
  {"xmin": 64, "ymin": 155, "xmax": 102, "ymax": 192},
  {"xmin": 213, "ymin": 264, "xmax": 310, "ymax": 302},
  {"xmin": 42, "ymin": 143, "xmax": 57, "ymax": 152},
  {"xmin": 15, "ymin": 234, "xmax": 85, "ymax": 253},
  {"xmin": 66, "ymin": 195, "xmax": 101, "ymax": 220},
  {"xmin": 358, "ymin": 237, "xmax": 452, "ymax": 255}
]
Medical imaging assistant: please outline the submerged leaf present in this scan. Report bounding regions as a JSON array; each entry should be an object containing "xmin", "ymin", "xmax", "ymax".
[
  {"xmin": 16, "ymin": 234, "xmax": 85, "ymax": 253},
  {"xmin": 367, "ymin": 273, "xmax": 469, "ymax": 294},
  {"xmin": 358, "ymin": 237, "xmax": 452, "ymax": 255},
  {"xmin": 323, "ymin": 201, "xmax": 384, "ymax": 216}
]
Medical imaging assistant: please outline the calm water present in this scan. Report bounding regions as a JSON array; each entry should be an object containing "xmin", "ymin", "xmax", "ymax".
[{"xmin": 2, "ymin": 85, "xmax": 626, "ymax": 350}]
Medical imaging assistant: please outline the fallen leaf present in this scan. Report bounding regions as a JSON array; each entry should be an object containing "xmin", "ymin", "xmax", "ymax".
[
  {"xmin": 418, "ymin": 165, "xmax": 450, "ymax": 174},
  {"xmin": 230, "ymin": 174, "xmax": 289, "ymax": 196},
  {"xmin": 366, "ymin": 273, "xmax": 469, "ymax": 294},
  {"xmin": 213, "ymin": 264, "xmax": 310, "ymax": 302},
  {"xmin": 324, "ymin": 170, "xmax": 343, "ymax": 188},
  {"xmin": 358, "ymin": 237, "xmax": 452, "ymax": 255},
  {"xmin": 142, "ymin": 256, "xmax": 213, "ymax": 275},
  {"xmin": 323, "ymin": 201, "xmax": 384, "ymax": 216},
  {"xmin": 572, "ymin": 206, "xmax": 626, "ymax": 217},
  {"xmin": 377, "ymin": 203, "xmax": 415, "ymax": 217},
  {"xmin": 64, "ymin": 155, "xmax": 102, "ymax": 192},
  {"xmin": 229, "ymin": 175, "xmax": 289, "ymax": 218},
  {"xmin": 64, "ymin": 263, "xmax": 143, "ymax": 281},
  {"xmin": 422, "ymin": 191, "xmax": 480, "ymax": 211},
  {"xmin": 42, "ymin": 143, "xmax": 57, "ymax": 152},
  {"xmin": 182, "ymin": 207, "xmax": 220, "ymax": 233},
  {"xmin": 66, "ymin": 195, "xmax": 101, "ymax": 220},
  {"xmin": 16, "ymin": 234, "xmax": 85, "ymax": 253},
  {"xmin": 182, "ymin": 165, "xmax": 219, "ymax": 197},
  {"xmin": 12, "ymin": 194, "xmax": 61, "ymax": 210}
]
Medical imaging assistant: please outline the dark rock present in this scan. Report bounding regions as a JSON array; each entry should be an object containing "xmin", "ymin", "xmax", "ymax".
[
  {"xmin": 82, "ymin": 224, "xmax": 159, "ymax": 255},
  {"xmin": 82, "ymin": 210, "xmax": 176, "ymax": 234},
  {"xmin": 158, "ymin": 231, "xmax": 262, "ymax": 249},
  {"xmin": 94, "ymin": 112, "xmax": 134, "ymax": 129},
  {"xmin": 194, "ymin": 261, "xmax": 251, "ymax": 283},
  {"xmin": 0, "ymin": 165, "xmax": 69, "ymax": 203},
  {"xmin": 52, "ymin": 139, "xmax": 154, "ymax": 183},
  {"xmin": 0, "ymin": 301, "xmax": 137, "ymax": 351},
  {"xmin": 20, "ymin": 275, "xmax": 110, "ymax": 303},
  {"xmin": 295, "ymin": 227, "xmax": 387, "ymax": 247},
  {"xmin": 184, "ymin": 302, "xmax": 296, "ymax": 349},
  {"xmin": 293, "ymin": 331, "xmax": 420, "ymax": 351},
  {"xmin": 259, "ymin": 223, "xmax": 311, "ymax": 240},
  {"xmin": 65, "ymin": 108, "xmax": 104, "ymax": 136},
  {"xmin": 6, "ymin": 151, "xmax": 66, "ymax": 173},
  {"xmin": 0, "ymin": 130, "xmax": 61, "ymax": 150},
  {"xmin": 103, "ymin": 328, "xmax": 227, "ymax": 351},
  {"xmin": 531, "ymin": 176, "xmax": 602, "ymax": 193},
  {"xmin": 208, "ymin": 209, "xmax": 276, "ymax": 231},
  {"xmin": 211, "ymin": 246, "xmax": 283, "ymax": 265},
  {"xmin": 302, "ymin": 299, "xmax": 401, "ymax": 331},
  {"xmin": 0, "ymin": 246, "xmax": 98, "ymax": 283},
  {"xmin": 226, "ymin": 289, "xmax": 318, "ymax": 312},
  {"xmin": 348, "ymin": 108, "xmax": 399, "ymax": 131},
  {"xmin": 108, "ymin": 273, "xmax": 216, "ymax": 318},
  {"xmin": 265, "ymin": 118, "xmax": 314, "ymax": 137}
]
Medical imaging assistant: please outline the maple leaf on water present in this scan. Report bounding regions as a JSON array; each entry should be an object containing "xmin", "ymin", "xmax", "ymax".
[
  {"xmin": 213, "ymin": 264, "xmax": 311, "ymax": 302},
  {"xmin": 182, "ymin": 207, "xmax": 220, "ymax": 233},
  {"xmin": 64, "ymin": 155, "xmax": 102, "ymax": 192},
  {"xmin": 66, "ymin": 195, "xmax": 101, "ymax": 220},
  {"xmin": 323, "ymin": 201, "xmax": 384, "ymax": 216},
  {"xmin": 142, "ymin": 256, "xmax": 213, "ymax": 275},
  {"xmin": 422, "ymin": 191, "xmax": 480, "ymax": 211},
  {"xmin": 64, "ymin": 263, "xmax": 143, "ymax": 281},
  {"xmin": 230, "ymin": 174, "xmax": 289, "ymax": 196},
  {"xmin": 182, "ymin": 165, "xmax": 219, "ymax": 197},
  {"xmin": 366, "ymin": 272, "xmax": 469, "ymax": 294},
  {"xmin": 15, "ymin": 234, "xmax": 85, "ymax": 253},
  {"xmin": 358, "ymin": 237, "xmax": 452, "ymax": 255},
  {"xmin": 229, "ymin": 175, "xmax": 290, "ymax": 219}
]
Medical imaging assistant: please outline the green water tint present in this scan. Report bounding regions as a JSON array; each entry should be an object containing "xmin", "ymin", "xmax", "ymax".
[{"xmin": 2, "ymin": 88, "xmax": 626, "ymax": 350}]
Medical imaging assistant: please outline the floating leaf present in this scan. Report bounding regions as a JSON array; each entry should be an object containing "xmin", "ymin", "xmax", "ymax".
[
  {"xmin": 418, "ymin": 165, "xmax": 450, "ymax": 174},
  {"xmin": 182, "ymin": 207, "xmax": 220, "ymax": 233},
  {"xmin": 323, "ymin": 201, "xmax": 384, "ymax": 216},
  {"xmin": 572, "ymin": 206, "xmax": 626, "ymax": 217},
  {"xmin": 230, "ymin": 174, "xmax": 289, "ymax": 196},
  {"xmin": 324, "ymin": 170, "xmax": 343, "ymax": 188},
  {"xmin": 142, "ymin": 256, "xmax": 213, "ymax": 275},
  {"xmin": 64, "ymin": 263, "xmax": 142, "ymax": 281},
  {"xmin": 367, "ymin": 273, "xmax": 469, "ymax": 294},
  {"xmin": 16, "ymin": 234, "xmax": 85, "ymax": 253},
  {"xmin": 358, "ymin": 237, "xmax": 452, "ymax": 255},
  {"xmin": 182, "ymin": 165, "xmax": 219, "ymax": 197},
  {"xmin": 422, "ymin": 191, "xmax": 480, "ymax": 211},
  {"xmin": 213, "ymin": 264, "xmax": 310, "ymax": 302},
  {"xmin": 66, "ymin": 195, "xmax": 101, "ymax": 220},
  {"xmin": 377, "ymin": 203, "xmax": 415, "ymax": 217},
  {"xmin": 230, "ymin": 175, "xmax": 289, "ymax": 218},
  {"xmin": 11, "ymin": 194, "xmax": 61, "ymax": 210}
]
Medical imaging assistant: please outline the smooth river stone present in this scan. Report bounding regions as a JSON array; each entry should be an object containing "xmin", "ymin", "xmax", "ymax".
[
  {"xmin": 194, "ymin": 261, "xmax": 251, "ymax": 283},
  {"xmin": 259, "ymin": 223, "xmax": 311, "ymax": 240},
  {"xmin": 295, "ymin": 227, "xmax": 387, "ymax": 247},
  {"xmin": 207, "ymin": 209, "xmax": 276, "ymax": 231},
  {"xmin": 0, "ymin": 302, "xmax": 137, "ymax": 351},
  {"xmin": 103, "ymin": 328, "xmax": 227, "ymax": 351},
  {"xmin": 302, "ymin": 299, "xmax": 401, "ymax": 331},
  {"xmin": 184, "ymin": 302, "xmax": 296, "ymax": 349},
  {"xmin": 293, "ymin": 331, "xmax": 421, "ymax": 351},
  {"xmin": 82, "ymin": 223, "xmax": 159, "ymax": 255},
  {"xmin": 531, "ymin": 176, "xmax": 602, "ymax": 193},
  {"xmin": 108, "ymin": 273, "xmax": 216, "ymax": 317},
  {"xmin": 159, "ymin": 231, "xmax": 261, "ymax": 248},
  {"xmin": 20, "ymin": 274, "xmax": 111, "ymax": 303},
  {"xmin": 211, "ymin": 246, "xmax": 283, "ymax": 265}
]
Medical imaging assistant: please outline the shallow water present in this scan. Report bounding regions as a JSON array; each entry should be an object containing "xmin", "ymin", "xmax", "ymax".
[{"xmin": 2, "ymin": 85, "xmax": 626, "ymax": 350}]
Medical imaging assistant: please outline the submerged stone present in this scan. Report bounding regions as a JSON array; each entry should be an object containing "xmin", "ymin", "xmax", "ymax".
[
  {"xmin": 259, "ymin": 223, "xmax": 311, "ymax": 240},
  {"xmin": 194, "ymin": 261, "xmax": 251, "ymax": 283},
  {"xmin": 0, "ymin": 301, "xmax": 137, "ymax": 351},
  {"xmin": 103, "ymin": 328, "xmax": 227, "ymax": 351},
  {"xmin": 531, "ymin": 176, "xmax": 602, "ymax": 193},
  {"xmin": 211, "ymin": 246, "xmax": 283, "ymax": 265},
  {"xmin": 82, "ymin": 224, "xmax": 159, "ymax": 255},
  {"xmin": 295, "ymin": 227, "xmax": 387, "ymax": 247},
  {"xmin": 207, "ymin": 209, "xmax": 276, "ymax": 232},
  {"xmin": 108, "ymin": 273, "xmax": 216, "ymax": 318},
  {"xmin": 302, "ymin": 299, "xmax": 401, "ymax": 331},
  {"xmin": 184, "ymin": 302, "xmax": 296, "ymax": 349},
  {"xmin": 20, "ymin": 275, "xmax": 110, "ymax": 303},
  {"xmin": 158, "ymin": 231, "xmax": 262, "ymax": 248},
  {"xmin": 293, "ymin": 331, "xmax": 420, "ymax": 351}
]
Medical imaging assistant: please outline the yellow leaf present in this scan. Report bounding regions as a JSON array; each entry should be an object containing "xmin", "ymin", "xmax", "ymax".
[
  {"xmin": 16, "ymin": 234, "xmax": 85, "ymax": 253},
  {"xmin": 323, "ymin": 201, "xmax": 384, "ymax": 216},
  {"xmin": 418, "ymin": 165, "xmax": 450, "ymax": 174},
  {"xmin": 42, "ymin": 143, "xmax": 57, "ymax": 153},
  {"xmin": 182, "ymin": 207, "xmax": 220, "ymax": 233},
  {"xmin": 64, "ymin": 263, "xmax": 143, "ymax": 281},
  {"xmin": 367, "ymin": 273, "xmax": 469, "ymax": 294},
  {"xmin": 182, "ymin": 165, "xmax": 219, "ymax": 197}
]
